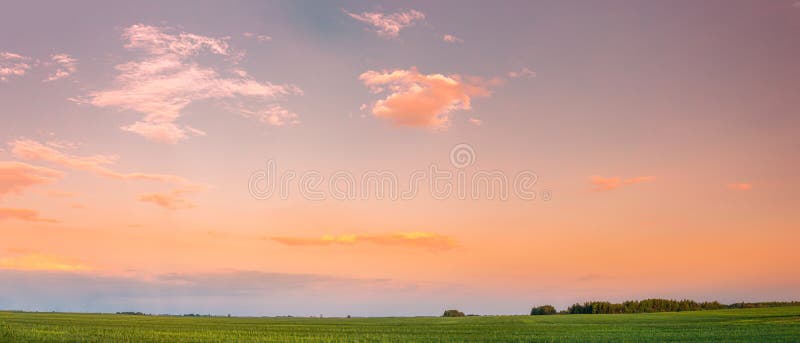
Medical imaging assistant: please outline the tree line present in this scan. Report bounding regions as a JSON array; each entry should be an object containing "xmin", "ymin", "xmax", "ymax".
[{"xmin": 531, "ymin": 300, "xmax": 800, "ymax": 315}]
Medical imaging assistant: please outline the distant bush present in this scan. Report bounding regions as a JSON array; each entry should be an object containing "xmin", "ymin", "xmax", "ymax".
[
  {"xmin": 442, "ymin": 310, "xmax": 465, "ymax": 317},
  {"xmin": 530, "ymin": 305, "xmax": 557, "ymax": 315},
  {"xmin": 116, "ymin": 312, "xmax": 146, "ymax": 316},
  {"xmin": 564, "ymin": 299, "xmax": 743, "ymax": 314}
]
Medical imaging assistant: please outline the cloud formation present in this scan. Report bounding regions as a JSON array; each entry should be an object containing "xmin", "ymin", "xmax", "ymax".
[
  {"xmin": 44, "ymin": 53, "xmax": 77, "ymax": 82},
  {"xmin": 84, "ymin": 24, "xmax": 302, "ymax": 143},
  {"xmin": 270, "ymin": 232, "xmax": 457, "ymax": 251},
  {"xmin": 0, "ymin": 51, "xmax": 31, "ymax": 81},
  {"xmin": 0, "ymin": 208, "xmax": 59, "ymax": 223},
  {"xmin": 345, "ymin": 9, "xmax": 425, "ymax": 38},
  {"xmin": 591, "ymin": 175, "xmax": 656, "ymax": 191},
  {"xmin": 442, "ymin": 34, "xmax": 463, "ymax": 43},
  {"xmin": 242, "ymin": 32, "xmax": 272, "ymax": 42},
  {"xmin": 10, "ymin": 139, "xmax": 195, "ymax": 185},
  {"xmin": 10, "ymin": 139, "xmax": 202, "ymax": 209},
  {"xmin": 726, "ymin": 183, "xmax": 752, "ymax": 191},
  {"xmin": 508, "ymin": 67, "xmax": 536, "ymax": 79},
  {"xmin": 0, "ymin": 253, "xmax": 89, "ymax": 271},
  {"xmin": 138, "ymin": 189, "xmax": 195, "ymax": 210},
  {"xmin": 0, "ymin": 161, "xmax": 62, "ymax": 196},
  {"xmin": 359, "ymin": 67, "xmax": 495, "ymax": 128}
]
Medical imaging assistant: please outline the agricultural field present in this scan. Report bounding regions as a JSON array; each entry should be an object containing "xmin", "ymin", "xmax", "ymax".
[{"xmin": 1, "ymin": 306, "xmax": 799, "ymax": 342}]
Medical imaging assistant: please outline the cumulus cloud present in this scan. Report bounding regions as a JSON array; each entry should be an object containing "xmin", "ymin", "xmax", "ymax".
[
  {"xmin": 0, "ymin": 161, "xmax": 62, "ymax": 196},
  {"xmin": 0, "ymin": 51, "xmax": 31, "ymax": 81},
  {"xmin": 270, "ymin": 232, "xmax": 457, "ymax": 251},
  {"xmin": 44, "ymin": 53, "xmax": 77, "ymax": 82},
  {"xmin": 442, "ymin": 34, "xmax": 463, "ymax": 43},
  {"xmin": 591, "ymin": 175, "xmax": 656, "ymax": 191},
  {"xmin": 0, "ymin": 253, "xmax": 88, "ymax": 271},
  {"xmin": 359, "ymin": 67, "xmax": 496, "ymax": 128},
  {"xmin": 345, "ymin": 9, "xmax": 425, "ymax": 38},
  {"xmin": 0, "ymin": 208, "xmax": 59, "ymax": 223},
  {"xmin": 83, "ymin": 24, "xmax": 302, "ymax": 143},
  {"xmin": 726, "ymin": 183, "xmax": 752, "ymax": 191}
]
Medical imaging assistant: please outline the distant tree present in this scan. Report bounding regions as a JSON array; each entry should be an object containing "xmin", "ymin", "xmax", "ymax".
[
  {"xmin": 530, "ymin": 305, "xmax": 557, "ymax": 315},
  {"xmin": 442, "ymin": 309, "xmax": 465, "ymax": 317}
]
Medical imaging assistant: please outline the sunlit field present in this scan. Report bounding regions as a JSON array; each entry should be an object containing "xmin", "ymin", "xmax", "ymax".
[{"xmin": 2, "ymin": 307, "xmax": 799, "ymax": 342}]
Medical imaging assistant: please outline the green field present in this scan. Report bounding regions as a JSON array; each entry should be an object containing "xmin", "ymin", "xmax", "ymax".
[{"xmin": 2, "ymin": 307, "xmax": 799, "ymax": 342}]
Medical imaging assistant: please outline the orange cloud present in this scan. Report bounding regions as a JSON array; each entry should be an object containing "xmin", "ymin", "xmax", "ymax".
[
  {"xmin": 270, "ymin": 232, "xmax": 457, "ymax": 251},
  {"xmin": 0, "ymin": 161, "xmax": 62, "ymax": 196},
  {"xmin": 359, "ymin": 67, "xmax": 495, "ymax": 128},
  {"xmin": 0, "ymin": 208, "xmax": 58, "ymax": 223},
  {"xmin": 727, "ymin": 183, "xmax": 752, "ymax": 191},
  {"xmin": 591, "ymin": 175, "xmax": 656, "ymax": 191},
  {"xmin": 138, "ymin": 189, "xmax": 195, "ymax": 210},
  {"xmin": 345, "ymin": 9, "xmax": 425, "ymax": 38},
  {"xmin": 0, "ymin": 253, "xmax": 89, "ymax": 271},
  {"xmin": 82, "ymin": 24, "xmax": 302, "ymax": 143},
  {"xmin": 10, "ymin": 139, "xmax": 197, "ymax": 185}
]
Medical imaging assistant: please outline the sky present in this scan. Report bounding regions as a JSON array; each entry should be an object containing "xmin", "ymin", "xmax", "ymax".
[{"xmin": 1, "ymin": 0, "xmax": 799, "ymax": 316}]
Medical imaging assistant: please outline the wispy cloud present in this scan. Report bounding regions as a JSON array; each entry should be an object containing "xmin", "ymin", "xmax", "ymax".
[
  {"xmin": 44, "ymin": 53, "xmax": 77, "ymax": 82},
  {"xmin": 0, "ymin": 161, "xmax": 62, "ymax": 196},
  {"xmin": 359, "ymin": 67, "xmax": 498, "ymax": 128},
  {"xmin": 442, "ymin": 34, "xmax": 463, "ymax": 43},
  {"xmin": 590, "ymin": 175, "xmax": 656, "ymax": 191},
  {"xmin": 0, "ymin": 208, "xmax": 58, "ymax": 223},
  {"xmin": 345, "ymin": 9, "xmax": 425, "ymax": 38},
  {"xmin": 10, "ymin": 139, "xmax": 196, "ymax": 185},
  {"xmin": 270, "ymin": 232, "xmax": 457, "ymax": 251},
  {"xmin": 726, "ymin": 183, "xmax": 752, "ymax": 191},
  {"xmin": 468, "ymin": 117, "xmax": 483, "ymax": 126},
  {"xmin": 0, "ymin": 253, "xmax": 88, "ymax": 271},
  {"xmin": 138, "ymin": 189, "xmax": 195, "ymax": 210},
  {"xmin": 82, "ymin": 24, "xmax": 302, "ymax": 143},
  {"xmin": 242, "ymin": 32, "xmax": 272, "ymax": 42},
  {"xmin": 508, "ymin": 67, "xmax": 536, "ymax": 79},
  {"xmin": 10, "ymin": 139, "xmax": 203, "ymax": 208},
  {"xmin": 0, "ymin": 51, "xmax": 31, "ymax": 81}
]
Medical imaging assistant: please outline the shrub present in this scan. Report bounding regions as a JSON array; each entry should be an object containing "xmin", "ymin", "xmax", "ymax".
[
  {"xmin": 530, "ymin": 305, "xmax": 557, "ymax": 315},
  {"xmin": 442, "ymin": 309, "xmax": 465, "ymax": 317}
]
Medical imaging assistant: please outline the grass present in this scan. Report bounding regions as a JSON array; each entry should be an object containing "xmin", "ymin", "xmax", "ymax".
[{"xmin": 1, "ymin": 306, "xmax": 799, "ymax": 342}]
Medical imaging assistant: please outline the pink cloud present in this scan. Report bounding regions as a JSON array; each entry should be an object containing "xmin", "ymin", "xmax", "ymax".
[
  {"xmin": 242, "ymin": 32, "xmax": 272, "ymax": 42},
  {"xmin": 468, "ymin": 117, "xmax": 483, "ymax": 126},
  {"xmin": 345, "ymin": 9, "xmax": 425, "ymax": 38},
  {"xmin": 44, "ymin": 53, "xmax": 77, "ymax": 82},
  {"xmin": 270, "ymin": 232, "xmax": 457, "ymax": 251},
  {"xmin": 0, "ymin": 161, "xmax": 62, "ymax": 196},
  {"xmin": 0, "ymin": 51, "xmax": 31, "ymax": 81},
  {"xmin": 442, "ymin": 34, "xmax": 463, "ymax": 43},
  {"xmin": 84, "ymin": 24, "xmax": 302, "ymax": 143},
  {"xmin": 0, "ymin": 208, "xmax": 58, "ymax": 223},
  {"xmin": 359, "ymin": 67, "xmax": 496, "ymax": 128},
  {"xmin": 508, "ymin": 67, "xmax": 536, "ymax": 79},
  {"xmin": 726, "ymin": 183, "xmax": 752, "ymax": 191},
  {"xmin": 591, "ymin": 175, "xmax": 656, "ymax": 191}
]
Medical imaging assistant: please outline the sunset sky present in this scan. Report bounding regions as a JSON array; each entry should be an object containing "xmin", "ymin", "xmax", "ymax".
[{"xmin": 1, "ymin": 0, "xmax": 799, "ymax": 316}]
